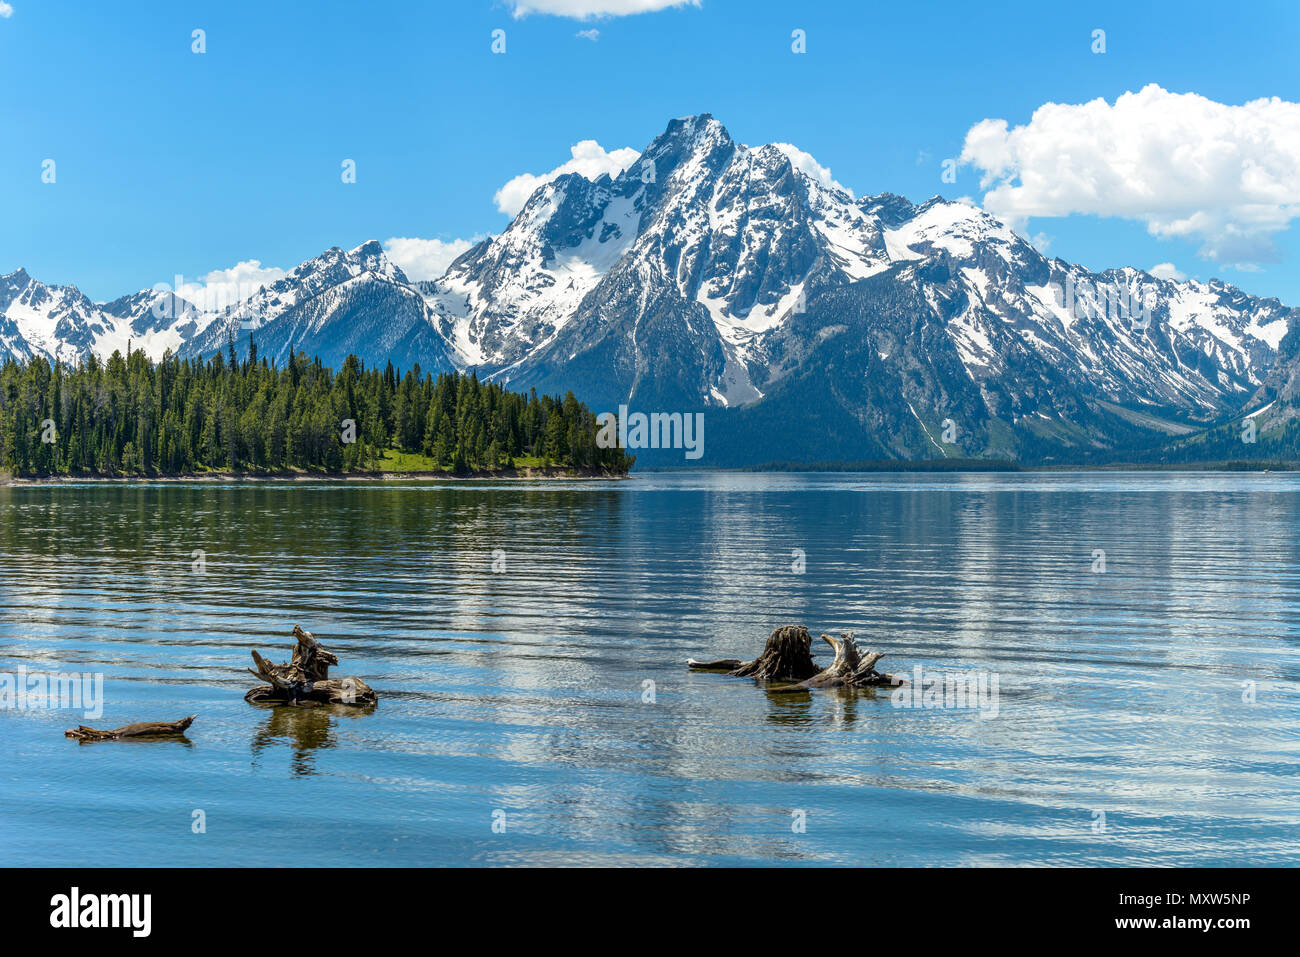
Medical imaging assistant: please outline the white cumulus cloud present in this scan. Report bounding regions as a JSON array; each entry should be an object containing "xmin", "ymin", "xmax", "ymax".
[
  {"xmin": 508, "ymin": 0, "xmax": 699, "ymax": 18},
  {"xmin": 169, "ymin": 260, "xmax": 287, "ymax": 314},
  {"xmin": 383, "ymin": 236, "xmax": 485, "ymax": 282},
  {"xmin": 1149, "ymin": 262, "xmax": 1187, "ymax": 282},
  {"xmin": 959, "ymin": 84, "xmax": 1300, "ymax": 267},
  {"xmin": 771, "ymin": 143, "xmax": 854, "ymax": 197},
  {"xmin": 0, "ymin": 3, "xmax": 13, "ymax": 19},
  {"xmin": 493, "ymin": 140, "xmax": 640, "ymax": 217}
]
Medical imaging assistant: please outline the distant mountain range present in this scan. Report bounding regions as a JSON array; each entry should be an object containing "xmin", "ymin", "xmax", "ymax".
[{"xmin": 5, "ymin": 114, "xmax": 1299, "ymax": 467}]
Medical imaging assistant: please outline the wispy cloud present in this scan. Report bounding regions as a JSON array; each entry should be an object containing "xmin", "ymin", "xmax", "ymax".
[
  {"xmin": 1150, "ymin": 263, "xmax": 1187, "ymax": 282},
  {"xmin": 171, "ymin": 260, "xmax": 287, "ymax": 313},
  {"xmin": 383, "ymin": 236, "xmax": 487, "ymax": 282},
  {"xmin": 494, "ymin": 140, "xmax": 640, "ymax": 216},
  {"xmin": 507, "ymin": 0, "xmax": 699, "ymax": 19},
  {"xmin": 960, "ymin": 84, "xmax": 1300, "ymax": 268},
  {"xmin": 0, "ymin": 3, "xmax": 14, "ymax": 19},
  {"xmin": 575, "ymin": 28, "xmax": 601, "ymax": 41},
  {"xmin": 771, "ymin": 143, "xmax": 854, "ymax": 198}
]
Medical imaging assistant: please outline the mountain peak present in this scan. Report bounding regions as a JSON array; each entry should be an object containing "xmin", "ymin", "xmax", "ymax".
[
  {"xmin": 669, "ymin": 111, "xmax": 717, "ymax": 129},
  {"xmin": 349, "ymin": 239, "xmax": 386, "ymax": 260},
  {"xmin": 349, "ymin": 239, "xmax": 407, "ymax": 284},
  {"xmin": 284, "ymin": 240, "xmax": 406, "ymax": 286},
  {"xmin": 642, "ymin": 113, "xmax": 733, "ymax": 164},
  {"xmin": 3, "ymin": 267, "xmax": 34, "ymax": 295}
]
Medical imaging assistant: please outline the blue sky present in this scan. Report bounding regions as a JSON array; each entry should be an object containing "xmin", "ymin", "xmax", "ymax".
[{"xmin": 2, "ymin": 0, "xmax": 1298, "ymax": 304}]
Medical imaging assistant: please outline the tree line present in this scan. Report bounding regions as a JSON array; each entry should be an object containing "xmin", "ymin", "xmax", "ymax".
[{"xmin": 0, "ymin": 340, "xmax": 634, "ymax": 476}]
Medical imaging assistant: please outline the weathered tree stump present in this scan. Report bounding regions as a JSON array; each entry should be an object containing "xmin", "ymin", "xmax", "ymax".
[
  {"xmin": 771, "ymin": 633, "xmax": 904, "ymax": 692},
  {"xmin": 244, "ymin": 625, "xmax": 377, "ymax": 707},
  {"xmin": 688, "ymin": 625, "xmax": 820, "ymax": 681},
  {"xmin": 689, "ymin": 626, "xmax": 903, "ymax": 691},
  {"xmin": 66, "ymin": 715, "xmax": 195, "ymax": 741}
]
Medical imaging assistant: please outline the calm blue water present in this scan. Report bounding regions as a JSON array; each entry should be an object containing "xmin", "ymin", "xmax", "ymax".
[{"xmin": 1, "ymin": 471, "xmax": 1298, "ymax": 866}]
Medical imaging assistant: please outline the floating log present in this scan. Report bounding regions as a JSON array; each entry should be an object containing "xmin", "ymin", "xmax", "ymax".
[
  {"xmin": 689, "ymin": 626, "xmax": 903, "ymax": 691},
  {"xmin": 66, "ymin": 715, "xmax": 195, "ymax": 741},
  {"xmin": 244, "ymin": 625, "xmax": 377, "ymax": 707},
  {"xmin": 685, "ymin": 658, "xmax": 744, "ymax": 671}
]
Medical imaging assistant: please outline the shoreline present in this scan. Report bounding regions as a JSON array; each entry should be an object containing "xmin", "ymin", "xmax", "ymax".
[
  {"xmin": 638, "ymin": 460, "xmax": 1299, "ymax": 475},
  {"xmin": 4, "ymin": 463, "xmax": 1296, "ymax": 485},
  {"xmin": 1, "ymin": 468, "xmax": 630, "ymax": 486}
]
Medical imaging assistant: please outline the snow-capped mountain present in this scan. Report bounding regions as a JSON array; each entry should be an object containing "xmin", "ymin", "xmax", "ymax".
[
  {"xmin": 425, "ymin": 115, "xmax": 894, "ymax": 409},
  {"xmin": 4, "ymin": 113, "xmax": 1298, "ymax": 465},
  {"xmin": 422, "ymin": 116, "xmax": 1294, "ymax": 431},
  {"xmin": 0, "ymin": 242, "xmax": 455, "ymax": 376},
  {"xmin": 100, "ymin": 288, "xmax": 210, "ymax": 357},
  {"xmin": 0, "ymin": 267, "xmax": 208, "ymax": 363},
  {"xmin": 182, "ymin": 241, "xmax": 455, "ymax": 373}
]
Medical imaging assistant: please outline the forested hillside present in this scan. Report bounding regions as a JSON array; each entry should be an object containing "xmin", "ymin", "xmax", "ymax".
[{"xmin": 0, "ymin": 339, "xmax": 632, "ymax": 477}]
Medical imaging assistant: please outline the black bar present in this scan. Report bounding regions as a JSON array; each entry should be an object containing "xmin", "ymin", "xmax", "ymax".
[{"xmin": 6, "ymin": 867, "xmax": 1281, "ymax": 943}]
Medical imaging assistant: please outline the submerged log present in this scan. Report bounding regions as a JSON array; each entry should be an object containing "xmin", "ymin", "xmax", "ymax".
[
  {"xmin": 689, "ymin": 624, "xmax": 820, "ymax": 681},
  {"xmin": 244, "ymin": 625, "xmax": 377, "ymax": 706},
  {"xmin": 689, "ymin": 627, "xmax": 903, "ymax": 691},
  {"xmin": 66, "ymin": 715, "xmax": 195, "ymax": 741}
]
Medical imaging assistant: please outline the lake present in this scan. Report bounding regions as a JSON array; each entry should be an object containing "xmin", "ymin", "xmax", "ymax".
[{"xmin": 2, "ymin": 471, "xmax": 1298, "ymax": 866}]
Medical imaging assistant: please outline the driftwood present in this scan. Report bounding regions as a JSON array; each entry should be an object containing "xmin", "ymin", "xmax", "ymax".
[
  {"xmin": 689, "ymin": 625, "xmax": 821, "ymax": 681},
  {"xmin": 66, "ymin": 715, "xmax": 195, "ymax": 741},
  {"xmin": 772, "ymin": 633, "xmax": 903, "ymax": 692},
  {"xmin": 689, "ymin": 626, "xmax": 903, "ymax": 691},
  {"xmin": 245, "ymin": 625, "xmax": 377, "ymax": 706}
]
